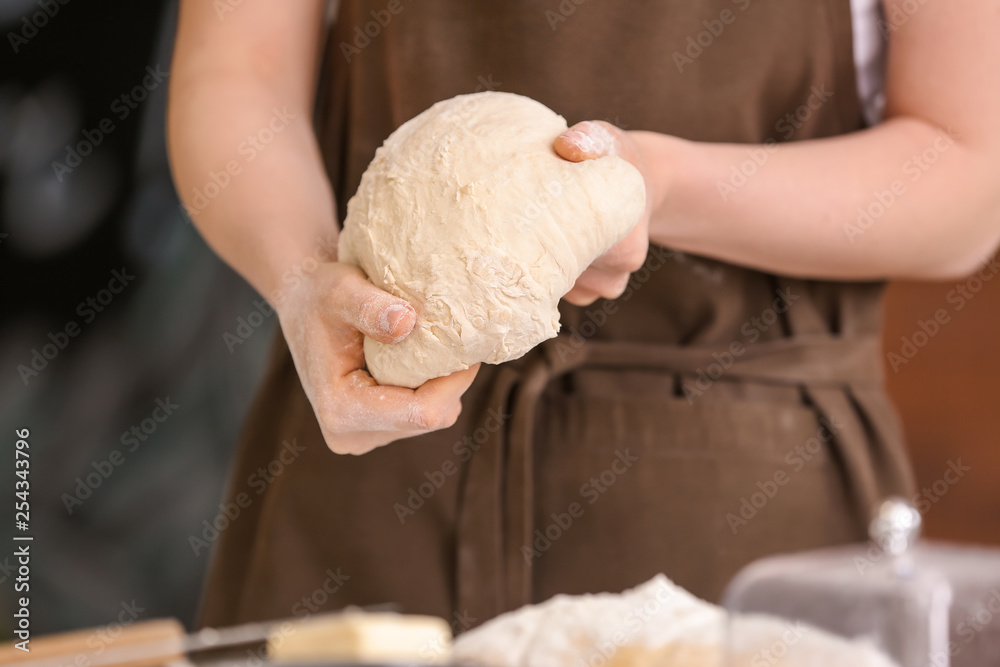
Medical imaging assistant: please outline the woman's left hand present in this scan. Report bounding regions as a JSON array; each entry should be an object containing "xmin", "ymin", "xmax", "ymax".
[{"xmin": 554, "ymin": 120, "xmax": 659, "ymax": 306}]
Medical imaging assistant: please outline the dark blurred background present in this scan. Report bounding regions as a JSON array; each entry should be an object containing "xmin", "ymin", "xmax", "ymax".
[
  {"xmin": 0, "ymin": 0, "xmax": 997, "ymax": 641},
  {"xmin": 0, "ymin": 0, "xmax": 274, "ymax": 636}
]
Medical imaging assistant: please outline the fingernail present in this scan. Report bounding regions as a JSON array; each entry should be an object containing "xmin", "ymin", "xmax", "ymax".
[
  {"xmin": 562, "ymin": 130, "xmax": 595, "ymax": 154},
  {"xmin": 382, "ymin": 303, "xmax": 411, "ymax": 337}
]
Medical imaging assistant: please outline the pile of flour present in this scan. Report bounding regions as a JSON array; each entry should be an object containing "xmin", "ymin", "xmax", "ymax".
[{"xmin": 452, "ymin": 575, "xmax": 899, "ymax": 667}]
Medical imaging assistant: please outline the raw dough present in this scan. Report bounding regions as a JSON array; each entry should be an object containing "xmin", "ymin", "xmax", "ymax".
[{"xmin": 338, "ymin": 91, "xmax": 645, "ymax": 388}]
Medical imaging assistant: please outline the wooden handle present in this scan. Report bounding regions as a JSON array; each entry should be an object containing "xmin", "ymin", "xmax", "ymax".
[{"xmin": 0, "ymin": 618, "xmax": 185, "ymax": 667}]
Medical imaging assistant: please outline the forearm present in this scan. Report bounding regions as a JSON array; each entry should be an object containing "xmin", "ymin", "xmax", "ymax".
[
  {"xmin": 168, "ymin": 78, "xmax": 335, "ymax": 303},
  {"xmin": 167, "ymin": 0, "xmax": 332, "ymax": 305},
  {"xmin": 643, "ymin": 117, "xmax": 1000, "ymax": 281}
]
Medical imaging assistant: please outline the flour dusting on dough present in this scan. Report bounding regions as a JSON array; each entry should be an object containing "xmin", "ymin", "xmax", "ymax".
[{"xmin": 339, "ymin": 92, "xmax": 645, "ymax": 388}]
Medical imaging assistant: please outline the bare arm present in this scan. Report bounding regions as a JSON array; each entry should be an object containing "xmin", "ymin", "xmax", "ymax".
[
  {"xmin": 168, "ymin": 1, "xmax": 478, "ymax": 454},
  {"xmin": 558, "ymin": 0, "xmax": 1000, "ymax": 303},
  {"xmin": 169, "ymin": 0, "xmax": 332, "ymax": 301}
]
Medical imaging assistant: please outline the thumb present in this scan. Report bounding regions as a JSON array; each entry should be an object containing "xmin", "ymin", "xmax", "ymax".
[
  {"xmin": 334, "ymin": 268, "xmax": 416, "ymax": 344},
  {"xmin": 554, "ymin": 120, "xmax": 625, "ymax": 162}
]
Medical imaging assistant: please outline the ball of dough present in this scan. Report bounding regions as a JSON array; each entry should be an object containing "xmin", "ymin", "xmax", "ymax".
[{"xmin": 338, "ymin": 91, "xmax": 645, "ymax": 388}]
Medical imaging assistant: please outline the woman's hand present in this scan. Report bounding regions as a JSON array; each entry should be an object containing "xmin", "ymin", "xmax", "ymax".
[
  {"xmin": 171, "ymin": 0, "xmax": 479, "ymax": 456},
  {"xmin": 276, "ymin": 262, "xmax": 480, "ymax": 455},
  {"xmin": 554, "ymin": 0, "xmax": 1000, "ymax": 282},
  {"xmin": 554, "ymin": 121, "xmax": 661, "ymax": 306}
]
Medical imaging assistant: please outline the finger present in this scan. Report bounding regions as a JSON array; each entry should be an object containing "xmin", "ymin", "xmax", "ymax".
[
  {"xmin": 554, "ymin": 120, "xmax": 624, "ymax": 162},
  {"xmin": 329, "ymin": 364, "xmax": 480, "ymax": 433},
  {"xmin": 573, "ymin": 268, "xmax": 631, "ymax": 301},
  {"xmin": 323, "ymin": 429, "xmax": 428, "ymax": 456},
  {"xmin": 318, "ymin": 378, "xmax": 429, "ymax": 433},
  {"xmin": 587, "ymin": 241, "xmax": 649, "ymax": 276},
  {"xmin": 563, "ymin": 284, "xmax": 602, "ymax": 306},
  {"xmin": 415, "ymin": 364, "xmax": 480, "ymax": 405},
  {"xmin": 403, "ymin": 364, "xmax": 480, "ymax": 430},
  {"xmin": 331, "ymin": 267, "xmax": 417, "ymax": 344}
]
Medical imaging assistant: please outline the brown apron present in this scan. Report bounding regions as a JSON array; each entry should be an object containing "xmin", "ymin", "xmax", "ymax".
[{"xmin": 198, "ymin": 0, "xmax": 915, "ymax": 630}]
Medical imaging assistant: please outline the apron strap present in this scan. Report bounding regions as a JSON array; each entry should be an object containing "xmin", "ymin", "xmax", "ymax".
[
  {"xmin": 455, "ymin": 339, "xmax": 593, "ymax": 618},
  {"xmin": 503, "ymin": 357, "xmax": 550, "ymax": 611},
  {"xmin": 455, "ymin": 366, "xmax": 520, "ymax": 620},
  {"xmin": 835, "ymin": 282, "xmax": 918, "ymax": 500},
  {"xmin": 774, "ymin": 277, "xmax": 905, "ymax": 525}
]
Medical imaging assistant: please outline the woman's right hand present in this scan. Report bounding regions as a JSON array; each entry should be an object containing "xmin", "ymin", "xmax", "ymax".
[
  {"xmin": 170, "ymin": 1, "xmax": 478, "ymax": 456},
  {"xmin": 276, "ymin": 261, "xmax": 480, "ymax": 455}
]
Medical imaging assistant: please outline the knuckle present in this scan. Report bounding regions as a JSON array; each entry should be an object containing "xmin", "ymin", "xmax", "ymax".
[
  {"xmin": 414, "ymin": 412, "xmax": 436, "ymax": 431},
  {"xmin": 332, "ymin": 273, "xmax": 377, "ymax": 327},
  {"xmin": 408, "ymin": 402, "xmax": 434, "ymax": 430},
  {"xmin": 444, "ymin": 402, "xmax": 462, "ymax": 428},
  {"xmin": 355, "ymin": 292, "xmax": 383, "ymax": 330},
  {"xmin": 411, "ymin": 403, "xmax": 451, "ymax": 431},
  {"xmin": 324, "ymin": 265, "xmax": 353, "ymax": 302},
  {"xmin": 427, "ymin": 409, "xmax": 450, "ymax": 431}
]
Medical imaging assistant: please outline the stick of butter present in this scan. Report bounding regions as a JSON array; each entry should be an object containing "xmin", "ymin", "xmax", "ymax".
[{"xmin": 267, "ymin": 611, "xmax": 452, "ymax": 664}]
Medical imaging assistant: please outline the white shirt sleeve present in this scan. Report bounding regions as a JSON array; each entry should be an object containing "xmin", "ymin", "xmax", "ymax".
[{"xmin": 850, "ymin": 0, "xmax": 888, "ymax": 126}]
